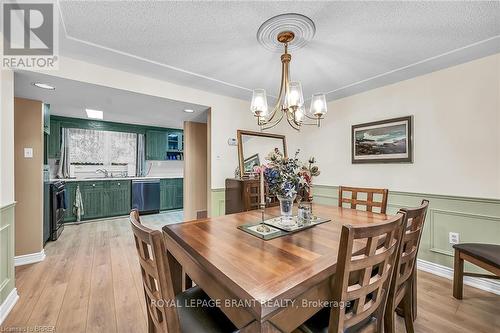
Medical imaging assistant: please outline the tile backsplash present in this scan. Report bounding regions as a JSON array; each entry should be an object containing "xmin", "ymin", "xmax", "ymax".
[
  {"xmin": 145, "ymin": 160, "xmax": 183, "ymax": 178},
  {"xmin": 49, "ymin": 159, "xmax": 183, "ymax": 179}
]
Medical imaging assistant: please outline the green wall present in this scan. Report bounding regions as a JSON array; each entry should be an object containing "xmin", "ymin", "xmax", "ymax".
[
  {"xmin": 210, "ymin": 186, "xmax": 500, "ymax": 271},
  {"xmin": 0, "ymin": 203, "xmax": 15, "ymax": 307}
]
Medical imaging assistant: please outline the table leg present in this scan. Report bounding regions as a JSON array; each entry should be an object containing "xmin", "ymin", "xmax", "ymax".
[{"xmin": 167, "ymin": 252, "xmax": 183, "ymax": 295}]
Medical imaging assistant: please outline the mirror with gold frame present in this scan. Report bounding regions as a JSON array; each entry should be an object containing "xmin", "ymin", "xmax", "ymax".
[{"xmin": 237, "ymin": 130, "xmax": 287, "ymax": 178}]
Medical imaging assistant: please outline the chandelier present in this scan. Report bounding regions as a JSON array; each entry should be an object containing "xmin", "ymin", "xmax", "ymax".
[{"xmin": 250, "ymin": 30, "xmax": 327, "ymax": 131}]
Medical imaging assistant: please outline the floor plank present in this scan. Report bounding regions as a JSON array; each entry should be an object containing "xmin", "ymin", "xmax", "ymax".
[{"xmin": 1, "ymin": 210, "xmax": 498, "ymax": 333}]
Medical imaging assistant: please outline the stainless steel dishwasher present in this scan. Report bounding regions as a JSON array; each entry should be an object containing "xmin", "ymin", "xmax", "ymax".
[{"xmin": 132, "ymin": 179, "xmax": 160, "ymax": 214}]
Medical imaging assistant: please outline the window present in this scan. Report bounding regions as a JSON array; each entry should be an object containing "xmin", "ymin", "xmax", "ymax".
[{"xmin": 68, "ymin": 128, "xmax": 137, "ymax": 176}]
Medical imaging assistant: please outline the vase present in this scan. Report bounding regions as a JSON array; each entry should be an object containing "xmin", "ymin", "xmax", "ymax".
[{"xmin": 277, "ymin": 194, "xmax": 296, "ymax": 226}]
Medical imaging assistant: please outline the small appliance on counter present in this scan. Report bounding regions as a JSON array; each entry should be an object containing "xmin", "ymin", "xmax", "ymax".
[{"xmin": 132, "ymin": 179, "xmax": 160, "ymax": 214}]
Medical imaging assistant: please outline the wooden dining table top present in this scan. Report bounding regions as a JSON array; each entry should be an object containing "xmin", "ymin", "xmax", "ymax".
[{"xmin": 162, "ymin": 204, "xmax": 396, "ymax": 319}]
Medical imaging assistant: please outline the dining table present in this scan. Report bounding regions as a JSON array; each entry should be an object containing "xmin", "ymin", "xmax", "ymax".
[{"xmin": 162, "ymin": 204, "xmax": 397, "ymax": 332}]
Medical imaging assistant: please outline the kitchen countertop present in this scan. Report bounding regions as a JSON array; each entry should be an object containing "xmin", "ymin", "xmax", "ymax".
[{"xmin": 50, "ymin": 176, "xmax": 183, "ymax": 182}]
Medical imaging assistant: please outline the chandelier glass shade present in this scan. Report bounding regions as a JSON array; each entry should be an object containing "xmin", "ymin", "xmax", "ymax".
[{"xmin": 250, "ymin": 31, "xmax": 327, "ymax": 131}]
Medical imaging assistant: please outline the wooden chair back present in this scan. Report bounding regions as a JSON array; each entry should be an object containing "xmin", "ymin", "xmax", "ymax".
[
  {"xmin": 338, "ymin": 186, "xmax": 389, "ymax": 214},
  {"xmin": 329, "ymin": 213, "xmax": 406, "ymax": 332},
  {"xmin": 130, "ymin": 209, "xmax": 180, "ymax": 333},
  {"xmin": 390, "ymin": 200, "xmax": 429, "ymax": 304}
]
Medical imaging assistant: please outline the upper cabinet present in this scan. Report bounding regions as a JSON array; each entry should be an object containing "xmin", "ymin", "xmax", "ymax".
[
  {"xmin": 46, "ymin": 116, "xmax": 183, "ymax": 161},
  {"xmin": 43, "ymin": 103, "xmax": 50, "ymax": 134},
  {"xmin": 146, "ymin": 129, "xmax": 184, "ymax": 161},
  {"xmin": 48, "ymin": 118, "xmax": 61, "ymax": 159}
]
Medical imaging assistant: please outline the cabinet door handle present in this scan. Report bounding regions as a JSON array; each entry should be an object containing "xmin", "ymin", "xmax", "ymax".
[
  {"xmin": 92, "ymin": 184, "xmax": 95, "ymax": 187},
  {"xmin": 117, "ymin": 183, "xmax": 120, "ymax": 186}
]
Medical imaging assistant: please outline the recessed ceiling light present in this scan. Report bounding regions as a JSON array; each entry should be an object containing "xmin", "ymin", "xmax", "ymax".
[
  {"xmin": 33, "ymin": 82, "xmax": 55, "ymax": 90},
  {"xmin": 85, "ymin": 108, "xmax": 103, "ymax": 119},
  {"xmin": 183, "ymin": 109, "xmax": 194, "ymax": 113}
]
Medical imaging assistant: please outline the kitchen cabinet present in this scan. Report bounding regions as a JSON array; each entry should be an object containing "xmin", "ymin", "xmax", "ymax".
[
  {"xmin": 63, "ymin": 182, "xmax": 77, "ymax": 222},
  {"xmin": 48, "ymin": 119, "xmax": 61, "ymax": 159},
  {"xmin": 146, "ymin": 129, "xmax": 184, "ymax": 161},
  {"xmin": 62, "ymin": 178, "xmax": 181, "ymax": 222},
  {"xmin": 104, "ymin": 180, "xmax": 131, "ymax": 217},
  {"xmin": 80, "ymin": 181, "xmax": 106, "ymax": 220},
  {"xmin": 160, "ymin": 178, "xmax": 183, "ymax": 210},
  {"xmin": 145, "ymin": 130, "xmax": 167, "ymax": 160},
  {"xmin": 63, "ymin": 180, "xmax": 132, "ymax": 222}
]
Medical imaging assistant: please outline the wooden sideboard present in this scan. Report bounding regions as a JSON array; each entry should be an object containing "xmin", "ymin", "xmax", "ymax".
[{"xmin": 225, "ymin": 178, "xmax": 278, "ymax": 214}]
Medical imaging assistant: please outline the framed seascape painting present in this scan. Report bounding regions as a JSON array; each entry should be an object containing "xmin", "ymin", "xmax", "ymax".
[{"xmin": 352, "ymin": 116, "xmax": 413, "ymax": 164}]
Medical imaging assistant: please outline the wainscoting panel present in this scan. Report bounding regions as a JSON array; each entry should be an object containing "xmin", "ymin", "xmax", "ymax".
[
  {"xmin": 0, "ymin": 202, "xmax": 16, "ymax": 317},
  {"xmin": 210, "ymin": 189, "xmax": 225, "ymax": 218},
  {"xmin": 211, "ymin": 186, "xmax": 500, "ymax": 273}
]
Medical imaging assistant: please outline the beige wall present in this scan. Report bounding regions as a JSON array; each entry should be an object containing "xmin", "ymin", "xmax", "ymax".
[
  {"xmin": 183, "ymin": 121, "xmax": 208, "ymax": 220},
  {"xmin": 301, "ymin": 53, "xmax": 500, "ymax": 199},
  {"xmin": 14, "ymin": 98, "xmax": 44, "ymax": 256}
]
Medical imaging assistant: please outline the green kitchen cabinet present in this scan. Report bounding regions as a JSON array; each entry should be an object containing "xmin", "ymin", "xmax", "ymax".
[
  {"xmin": 104, "ymin": 180, "xmax": 131, "ymax": 216},
  {"xmin": 63, "ymin": 182, "xmax": 78, "ymax": 222},
  {"xmin": 48, "ymin": 118, "xmax": 61, "ymax": 159},
  {"xmin": 43, "ymin": 104, "xmax": 50, "ymax": 134},
  {"xmin": 160, "ymin": 178, "xmax": 183, "ymax": 210},
  {"xmin": 160, "ymin": 179, "xmax": 172, "ymax": 210},
  {"xmin": 173, "ymin": 178, "xmax": 183, "ymax": 209},
  {"xmin": 145, "ymin": 130, "xmax": 167, "ymax": 160},
  {"xmin": 79, "ymin": 181, "xmax": 106, "ymax": 220}
]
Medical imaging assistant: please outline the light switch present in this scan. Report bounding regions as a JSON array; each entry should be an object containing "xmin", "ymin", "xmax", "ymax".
[{"xmin": 24, "ymin": 147, "xmax": 33, "ymax": 158}]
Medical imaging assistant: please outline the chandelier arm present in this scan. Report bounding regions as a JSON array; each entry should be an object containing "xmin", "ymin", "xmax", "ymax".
[
  {"xmin": 261, "ymin": 109, "xmax": 285, "ymax": 130},
  {"xmin": 266, "ymin": 60, "xmax": 288, "ymax": 123},
  {"xmin": 303, "ymin": 113, "xmax": 324, "ymax": 121},
  {"xmin": 285, "ymin": 112, "xmax": 300, "ymax": 131}
]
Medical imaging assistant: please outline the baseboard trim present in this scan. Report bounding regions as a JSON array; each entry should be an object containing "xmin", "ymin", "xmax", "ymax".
[
  {"xmin": 14, "ymin": 249, "xmax": 46, "ymax": 267},
  {"xmin": 0, "ymin": 288, "xmax": 19, "ymax": 325},
  {"xmin": 417, "ymin": 259, "xmax": 500, "ymax": 295}
]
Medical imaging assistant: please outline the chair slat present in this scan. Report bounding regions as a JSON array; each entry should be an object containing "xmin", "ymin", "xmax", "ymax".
[{"xmin": 339, "ymin": 186, "xmax": 389, "ymax": 214}]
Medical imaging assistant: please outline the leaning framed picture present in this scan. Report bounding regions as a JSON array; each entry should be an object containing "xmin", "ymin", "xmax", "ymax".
[{"xmin": 352, "ymin": 116, "xmax": 413, "ymax": 164}]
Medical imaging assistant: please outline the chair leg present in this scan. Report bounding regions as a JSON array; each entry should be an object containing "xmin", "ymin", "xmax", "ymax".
[
  {"xmin": 383, "ymin": 301, "xmax": 396, "ymax": 333},
  {"xmin": 453, "ymin": 249, "xmax": 464, "ymax": 299},
  {"xmin": 411, "ymin": 272, "xmax": 417, "ymax": 320},
  {"xmin": 402, "ymin": 292, "xmax": 415, "ymax": 333}
]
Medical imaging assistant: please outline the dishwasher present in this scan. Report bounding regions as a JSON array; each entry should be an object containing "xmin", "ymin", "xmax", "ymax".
[{"xmin": 132, "ymin": 179, "xmax": 160, "ymax": 214}]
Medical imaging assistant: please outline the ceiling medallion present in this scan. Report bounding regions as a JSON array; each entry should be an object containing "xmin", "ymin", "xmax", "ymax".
[{"xmin": 251, "ymin": 14, "xmax": 327, "ymax": 131}]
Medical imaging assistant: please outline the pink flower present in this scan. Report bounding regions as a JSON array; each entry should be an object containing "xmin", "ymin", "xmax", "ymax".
[{"xmin": 253, "ymin": 165, "xmax": 267, "ymax": 174}]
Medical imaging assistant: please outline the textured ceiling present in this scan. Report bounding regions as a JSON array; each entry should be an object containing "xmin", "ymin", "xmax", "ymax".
[
  {"xmin": 14, "ymin": 71, "xmax": 209, "ymax": 128},
  {"xmin": 57, "ymin": 1, "xmax": 500, "ymax": 102}
]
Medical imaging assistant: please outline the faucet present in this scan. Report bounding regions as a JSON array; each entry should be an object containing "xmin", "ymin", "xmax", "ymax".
[{"xmin": 95, "ymin": 169, "xmax": 109, "ymax": 178}]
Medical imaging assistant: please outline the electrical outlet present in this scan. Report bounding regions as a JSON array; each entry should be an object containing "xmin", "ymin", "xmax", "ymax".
[{"xmin": 449, "ymin": 232, "xmax": 460, "ymax": 245}]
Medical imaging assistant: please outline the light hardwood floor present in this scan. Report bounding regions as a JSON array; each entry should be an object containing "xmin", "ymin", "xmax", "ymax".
[{"xmin": 2, "ymin": 213, "xmax": 499, "ymax": 333}]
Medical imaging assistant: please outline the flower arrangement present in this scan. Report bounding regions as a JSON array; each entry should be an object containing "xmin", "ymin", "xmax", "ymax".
[{"xmin": 254, "ymin": 148, "xmax": 320, "ymax": 199}]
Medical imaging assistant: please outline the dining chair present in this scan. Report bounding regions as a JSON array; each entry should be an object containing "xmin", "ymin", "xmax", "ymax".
[
  {"xmin": 452, "ymin": 243, "xmax": 500, "ymax": 299},
  {"xmin": 129, "ymin": 210, "xmax": 237, "ymax": 333},
  {"xmin": 384, "ymin": 200, "xmax": 429, "ymax": 333},
  {"xmin": 299, "ymin": 212, "xmax": 406, "ymax": 333},
  {"xmin": 338, "ymin": 186, "xmax": 389, "ymax": 214}
]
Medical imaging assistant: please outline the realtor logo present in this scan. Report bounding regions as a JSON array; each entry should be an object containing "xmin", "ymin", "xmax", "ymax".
[{"xmin": 2, "ymin": 0, "xmax": 59, "ymax": 69}]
